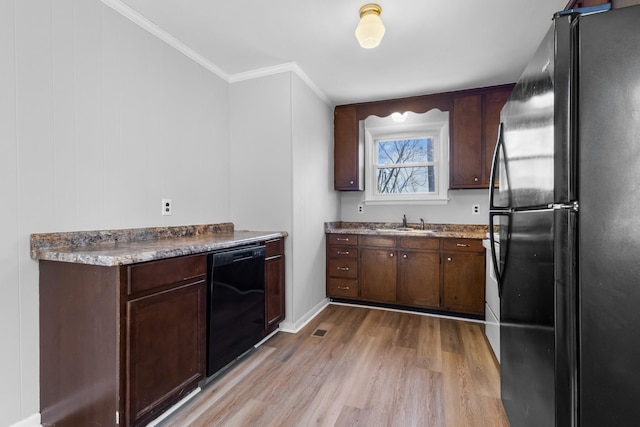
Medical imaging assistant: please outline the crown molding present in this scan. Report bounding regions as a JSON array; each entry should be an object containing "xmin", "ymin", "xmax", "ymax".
[
  {"xmin": 230, "ymin": 62, "xmax": 331, "ymax": 106},
  {"xmin": 101, "ymin": 1, "xmax": 331, "ymax": 106},
  {"xmin": 101, "ymin": 0, "xmax": 230, "ymax": 81}
]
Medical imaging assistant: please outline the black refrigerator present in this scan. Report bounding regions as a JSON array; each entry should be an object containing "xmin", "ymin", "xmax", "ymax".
[{"xmin": 488, "ymin": 4, "xmax": 640, "ymax": 427}]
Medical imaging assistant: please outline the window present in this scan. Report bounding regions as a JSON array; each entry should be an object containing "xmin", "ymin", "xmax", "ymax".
[
  {"xmin": 364, "ymin": 110, "xmax": 449, "ymax": 204},
  {"xmin": 375, "ymin": 137, "xmax": 436, "ymax": 194}
]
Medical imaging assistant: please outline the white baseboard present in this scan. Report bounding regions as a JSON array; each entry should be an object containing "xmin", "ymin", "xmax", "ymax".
[
  {"xmin": 278, "ymin": 298, "xmax": 329, "ymax": 333},
  {"xmin": 9, "ymin": 413, "xmax": 41, "ymax": 427},
  {"xmin": 329, "ymin": 300, "xmax": 486, "ymax": 324}
]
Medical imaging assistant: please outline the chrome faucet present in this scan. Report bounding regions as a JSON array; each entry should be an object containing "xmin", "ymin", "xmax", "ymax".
[
  {"xmin": 402, "ymin": 214, "xmax": 407, "ymax": 228},
  {"xmin": 420, "ymin": 218, "xmax": 425, "ymax": 230}
]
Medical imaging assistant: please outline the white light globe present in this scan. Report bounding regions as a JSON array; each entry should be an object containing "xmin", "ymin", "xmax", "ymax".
[{"xmin": 355, "ymin": 12, "xmax": 385, "ymax": 48}]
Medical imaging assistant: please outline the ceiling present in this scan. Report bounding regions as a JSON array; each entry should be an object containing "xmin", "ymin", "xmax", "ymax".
[{"xmin": 114, "ymin": 0, "xmax": 568, "ymax": 105}]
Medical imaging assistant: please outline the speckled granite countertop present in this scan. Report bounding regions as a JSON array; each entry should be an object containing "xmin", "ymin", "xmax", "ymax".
[
  {"xmin": 325, "ymin": 221, "xmax": 488, "ymax": 239},
  {"xmin": 31, "ymin": 223, "xmax": 287, "ymax": 266}
]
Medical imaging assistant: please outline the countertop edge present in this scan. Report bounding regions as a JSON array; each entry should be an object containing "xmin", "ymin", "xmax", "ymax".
[
  {"xmin": 31, "ymin": 227, "xmax": 287, "ymax": 266},
  {"xmin": 324, "ymin": 222, "xmax": 488, "ymax": 240}
]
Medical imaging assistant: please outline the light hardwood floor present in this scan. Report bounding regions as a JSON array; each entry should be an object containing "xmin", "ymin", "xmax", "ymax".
[{"xmin": 160, "ymin": 304, "xmax": 510, "ymax": 427}]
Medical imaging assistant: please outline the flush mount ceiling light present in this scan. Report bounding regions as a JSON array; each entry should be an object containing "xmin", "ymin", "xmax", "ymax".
[{"xmin": 355, "ymin": 4, "xmax": 385, "ymax": 49}]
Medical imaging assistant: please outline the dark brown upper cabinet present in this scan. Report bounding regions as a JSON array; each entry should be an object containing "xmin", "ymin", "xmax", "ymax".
[
  {"xmin": 333, "ymin": 94, "xmax": 452, "ymax": 192},
  {"xmin": 333, "ymin": 85, "xmax": 512, "ymax": 191},
  {"xmin": 334, "ymin": 106, "xmax": 361, "ymax": 191},
  {"xmin": 450, "ymin": 85, "xmax": 512, "ymax": 189}
]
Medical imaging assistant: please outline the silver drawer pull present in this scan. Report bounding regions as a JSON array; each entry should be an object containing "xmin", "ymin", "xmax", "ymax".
[
  {"xmin": 336, "ymin": 238, "xmax": 350, "ymax": 242},
  {"xmin": 389, "ymin": 253, "xmax": 394, "ymax": 257},
  {"xmin": 447, "ymin": 257, "xmax": 452, "ymax": 262},
  {"xmin": 337, "ymin": 286, "xmax": 350, "ymax": 290},
  {"xmin": 337, "ymin": 267, "xmax": 350, "ymax": 271},
  {"xmin": 456, "ymin": 243, "xmax": 470, "ymax": 247},
  {"xmin": 402, "ymin": 254, "xmax": 408, "ymax": 259},
  {"xmin": 336, "ymin": 251, "xmax": 350, "ymax": 255}
]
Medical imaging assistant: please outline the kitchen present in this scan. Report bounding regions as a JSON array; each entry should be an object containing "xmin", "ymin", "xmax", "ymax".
[{"xmin": 3, "ymin": 1, "xmax": 639, "ymax": 426}]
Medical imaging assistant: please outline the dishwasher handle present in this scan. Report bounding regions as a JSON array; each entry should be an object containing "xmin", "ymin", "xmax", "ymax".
[{"xmin": 211, "ymin": 245, "xmax": 266, "ymax": 268}]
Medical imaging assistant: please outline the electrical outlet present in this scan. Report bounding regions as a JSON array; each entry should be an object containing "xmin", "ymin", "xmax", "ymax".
[
  {"xmin": 472, "ymin": 204, "xmax": 480, "ymax": 215},
  {"xmin": 162, "ymin": 199, "xmax": 172, "ymax": 216},
  {"xmin": 357, "ymin": 204, "xmax": 364, "ymax": 214}
]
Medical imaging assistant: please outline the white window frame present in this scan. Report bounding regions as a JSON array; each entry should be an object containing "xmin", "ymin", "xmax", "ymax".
[{"xmin": 364, "ymin": 118, "xmax": 449, "ymax": 205}]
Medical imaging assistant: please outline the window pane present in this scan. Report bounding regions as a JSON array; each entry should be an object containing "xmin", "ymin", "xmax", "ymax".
[
  {"xmin": 377, "ymin": 166, "xmax": 436, "ymax": 193},
  {"xmin": 377, "ymin": 138, "xmax": 434, "ymax": 165}
]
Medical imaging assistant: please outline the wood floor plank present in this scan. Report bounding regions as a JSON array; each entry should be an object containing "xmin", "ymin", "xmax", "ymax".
[
  {"xmin": 416, "ymin": 315, "xmax": 443, "ymax": 372},
  {"xmin": 159, "ymin": 304, "xmax": 509, "ymax": 427}
]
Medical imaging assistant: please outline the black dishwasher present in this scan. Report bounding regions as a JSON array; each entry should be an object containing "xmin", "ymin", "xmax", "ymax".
[{"xmin": 206, "ymin": 245, "xmax": 266, "ymax": 377}]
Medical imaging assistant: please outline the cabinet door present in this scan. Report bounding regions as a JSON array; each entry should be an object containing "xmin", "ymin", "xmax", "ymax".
[
  {"xmin": 126, "ymin": 280, "xmax": 206, "ymax": 426},
  {"xmin": 451, "ymin": 94, "xmax": 483, "ymax": 188},
  {"xmin": 334, "ymin": 106, "xmax": 362, "ymax": 190},
  {"xmin": 360, "ymin": 248, "xmax": 397, "ymax": 303},
  {"xmin": 397, "ymin": 250, "xmax": 441, "ymax": 308},
  {"xmin": 442, "ymin": 252, "xmax": 485, "ymax": 315},
  {"xmin": 265, "ymin": 254, "xmax": 285, "ymax": 333},
  {"xmin": 265, "ymin": 239, "xmax": 285, "ymax": 334},
  {"xmin": 484, "ymin": 88, "xmax": 511, "ymax": 185}
]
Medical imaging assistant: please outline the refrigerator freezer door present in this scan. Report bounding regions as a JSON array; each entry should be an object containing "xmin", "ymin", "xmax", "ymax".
[
  {"xmin": 577, "ymin": 6, "xmax": 640, "ymax": 426},
  {"xmin": 496, "ymin": 25, "xmax": 558, "ymax": 209},
  {"xmin": 500, "ymin": 209, "xmax": 555, "ymax": 427}
]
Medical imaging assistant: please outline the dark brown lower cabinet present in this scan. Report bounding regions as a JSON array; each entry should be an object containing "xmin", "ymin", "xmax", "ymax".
[
  {"xmin": 360, "ymin": 247, "xmax": 397, "ymax": 303},
  {"xmin": 126, "ymin": 281, "xmax": 206, "ymax": 426},
  {"xmin": 326, "ymin": 234, "xmax": 485, "ymax": 317},
  {"xmin": 264, "ymin": 238, "xmax": 285, "ymax": 335},
  {"xmin": 39, "ymin": 254, "xmax": 207, "ymax": 427},
  {"xmin": 397, "ymin": 250, "xmax": 440, "ymax": 308},
  {"xmin": 442, "ymin": 251, "xmax": 485, "ymax": 315}
]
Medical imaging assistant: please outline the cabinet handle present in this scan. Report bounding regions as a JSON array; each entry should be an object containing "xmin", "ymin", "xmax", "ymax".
[
  {"xmin": 336, "ymin": 251, "xmax": 350, "ymax": 255},
  {"xmin": 336, "ymin": 238, "xmax": 350, "ymax": 242},
  {"xmin": 337, "ymin": 286, "xmax": 350, "ymax": 290},
  {"xmin": 447, "ymin": 257, "xmax": 452, "ymax": 262},
  {"xmin": 402, "ymin": 254, "xmax": 408, "ymax": 259},
  {"xmin": 390, "ymin": 253, "xmax": 394, "ymax": 257},
  {"xmin": 474, "ymin": 177, "xmax": 479, "ymax": 182},
  {"xmin": 337, "ymin": 267, "xmax": 350, "ymax": 271},
  {"xmin": 349, "ymin": 180, "xmax": 354, "ymax": 185},
  {"xmin": 456, "ymin": 243, "xmax": 470, "ymax": 247}
]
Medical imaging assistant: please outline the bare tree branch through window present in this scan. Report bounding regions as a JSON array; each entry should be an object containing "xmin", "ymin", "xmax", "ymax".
[{"xmin": 376, "ymin": 138, "xmax": 436, "ymax": 194}]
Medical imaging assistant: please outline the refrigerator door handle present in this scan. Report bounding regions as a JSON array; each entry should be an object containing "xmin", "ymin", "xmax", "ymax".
[
  {"xmin": 489, "ymin": 123, "xmax": 509, "ymax": 210},
  {"xmin": 489, "ymin": 211, "xmax": 509, "ymax": 297}
]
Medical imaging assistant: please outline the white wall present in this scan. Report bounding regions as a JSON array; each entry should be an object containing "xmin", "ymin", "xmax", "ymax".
[
  {"xmin": 230, "ymin": 72, "xmax": 338, "ymax": 328},
  {"xmin": 290, "ymin": 74, "xmax": 339, "ymax": 321},
  {"xmin": 229, "ymin": 73, "xmax": 293, "ymax": 231},
  {"xmin": 340, "ymin": 189, "xmax": 490, "ymax": 225},
  {"xmin": 1, "ymin": 1, "xmax": 230, "ymax": 425}
]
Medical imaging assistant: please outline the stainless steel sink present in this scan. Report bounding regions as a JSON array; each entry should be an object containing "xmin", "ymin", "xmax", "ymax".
[{"xmin": 375, "ymin": 228, "xmax": 438, "ymax": 233}]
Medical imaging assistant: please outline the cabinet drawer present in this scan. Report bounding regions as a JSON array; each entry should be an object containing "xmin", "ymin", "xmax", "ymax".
[
  {"xmin": 127, "ymin": 254, "xmax": 206, "ymax": 295},
  {"xmin": 399, "ymin": 237, "xmax": 440, "ymax": 250},
  {"xmin": 327, "ymin": 245, "xmax": 358, "ymax": 259},
  {"xmin": 327, "ymin": 234, "xmax": 358, "ymax": 246},
  {"xmin": 442, "ymin": 238, "xmax": 483, "ymax": 252},
  {"xmin": 359, "ymin": 235, "xmax": 396, "ymax": 248},
  {"xmin": 265, "ymin": 238, "xmax": 284, "ymax": 258},
  {"xmin": 327, "ymin": 258, "xmax": 358, "ymax": 279},
  {"xmin": 328, "ymin": 278, "xmax": 358, "ymax": 298}
]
